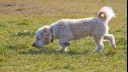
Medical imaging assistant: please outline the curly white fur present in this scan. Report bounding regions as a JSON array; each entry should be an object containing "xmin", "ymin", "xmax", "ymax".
[{"xmin": 32, "ymin": 6, "xmax": 116, "ymax": 52}]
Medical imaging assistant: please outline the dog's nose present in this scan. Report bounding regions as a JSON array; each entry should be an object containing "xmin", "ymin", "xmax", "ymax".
[
  {"xmin": 32, "ymin": 43, "xmax": 40, "ymax": 48},
  {"xmin": 32, "ymin": 43, "xmax": 36, "ymax": 47}
]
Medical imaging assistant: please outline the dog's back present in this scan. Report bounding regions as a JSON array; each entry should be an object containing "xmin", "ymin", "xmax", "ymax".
[{"xmin": 50, "ymin": 17, "xmax": 101, "ymax": 40}]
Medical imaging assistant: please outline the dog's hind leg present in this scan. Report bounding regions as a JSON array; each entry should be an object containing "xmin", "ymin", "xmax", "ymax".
[
  {"xmin": 104, "ymin": 34, "xmax": 116, "ymax": 48},
  {"xmin": 93, "ymin": 35, "xmax": 104, "ymax": 53}
]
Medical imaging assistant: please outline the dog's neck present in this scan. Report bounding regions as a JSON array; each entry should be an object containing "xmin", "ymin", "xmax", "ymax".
[{"xmin": 50, "ymin": 27, "xmax": 54, "ymax": 43}]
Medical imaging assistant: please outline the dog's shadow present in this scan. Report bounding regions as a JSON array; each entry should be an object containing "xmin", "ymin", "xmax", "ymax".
[
  {"xmin": 19, "ymin": 47, "xmax": 117, "ymax": 56},
  {"xmin": 19, "ymin": 47, "xmax": 88, "ymax": 55}
]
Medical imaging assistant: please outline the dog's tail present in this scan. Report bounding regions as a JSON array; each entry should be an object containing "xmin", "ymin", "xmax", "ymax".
[{"xmin": 97, "ymin": 6, "xmax": 115, "ymax": 22}]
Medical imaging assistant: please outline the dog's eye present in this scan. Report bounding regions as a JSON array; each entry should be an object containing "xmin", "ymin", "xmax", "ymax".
[
  {"xmin": 41, "ymin": 32, "xmax": 43, "ymax": 35},
  {"xmin": 45, "ymin": 35, "xmax": 49, "ymax": 37}
]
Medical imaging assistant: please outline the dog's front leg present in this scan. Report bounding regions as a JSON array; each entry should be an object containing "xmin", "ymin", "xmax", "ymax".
[
  {"xmin": 59, "ymin": 43, "xmax": 70, "ymax": 52},
  {"xmin": 58, "ymin": 39, "xmax": 70, "ymax": 52}
]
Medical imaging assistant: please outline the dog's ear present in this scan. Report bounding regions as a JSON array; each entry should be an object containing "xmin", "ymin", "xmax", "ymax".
[
  {"xmin": 41, "ymin": 26, "xmax": 52, "ymax": 42},
  {"xmin": 43, "ymin": 27, "xmax": 51, "ymax": 35},
  {"xmin": 44, "ymin": 27, "xmax": 49, "ymax": 33},
  {"xmin": 41, "ymin": 27, "xmax": 51, "ymax": 37},
  {"xmin": 41, "ymin": 26, "xmax": 50, "ymax": 35}
]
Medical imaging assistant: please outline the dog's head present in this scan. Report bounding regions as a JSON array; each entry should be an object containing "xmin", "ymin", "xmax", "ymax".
[{"xmin": 32, "ymin": 25, "xmax": 53, "ymax": 48}]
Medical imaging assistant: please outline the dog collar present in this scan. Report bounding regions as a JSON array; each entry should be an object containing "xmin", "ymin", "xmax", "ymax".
[{"xmin": 50, "ymin": 28, "xmax": 54, "ymax": 43}]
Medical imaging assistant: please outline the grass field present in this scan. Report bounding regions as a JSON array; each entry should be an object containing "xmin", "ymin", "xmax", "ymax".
[{"xmin": 0, "ymin": 0, "xmax": 127, "ymax": 72}]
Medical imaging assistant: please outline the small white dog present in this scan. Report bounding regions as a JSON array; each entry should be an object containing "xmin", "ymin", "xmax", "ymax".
[{"xmin": 32, "ymin": 6, "xmax": 116, "ymax": 52}]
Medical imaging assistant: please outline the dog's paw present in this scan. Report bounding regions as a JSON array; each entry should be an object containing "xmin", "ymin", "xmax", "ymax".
[
  {"xmin": 56, "ymin": 48, "xmax": 66, "ymax": 53},
  {"xmin": 92, "ymin": 50, "xmax": 102, "ymax": 53},
  {"xmin": 112, "ymin": 44, "xmax": 116, "ymax": 48}
]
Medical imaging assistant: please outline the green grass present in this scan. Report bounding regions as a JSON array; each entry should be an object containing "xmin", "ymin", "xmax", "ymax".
[{"xmin": 0, "ymin": 0, "xmax": 127, "ymax": 72}]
